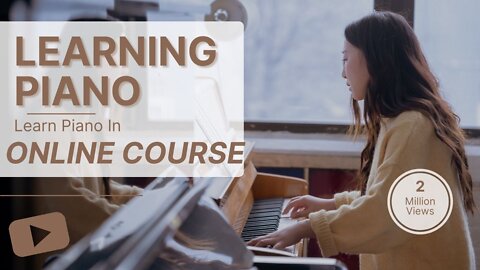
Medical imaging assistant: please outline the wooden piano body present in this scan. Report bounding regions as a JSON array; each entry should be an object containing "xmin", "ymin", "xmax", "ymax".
[{"xmin": 206, "ymin": 150, "xmax": 309, "ymax": 257}]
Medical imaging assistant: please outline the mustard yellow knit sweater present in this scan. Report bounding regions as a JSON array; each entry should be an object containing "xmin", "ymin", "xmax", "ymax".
[{"xmin": 309, "ymin": 111, "xmax": 476, "ymax": 270}]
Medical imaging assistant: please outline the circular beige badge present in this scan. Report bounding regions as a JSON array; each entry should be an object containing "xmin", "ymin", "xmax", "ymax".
[{"xmin": 387, "ymin": 169, "xmax": 453, "ymax": 235}]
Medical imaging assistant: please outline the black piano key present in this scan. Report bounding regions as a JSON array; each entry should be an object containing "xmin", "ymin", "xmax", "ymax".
[
  {"xmin": 251, "ymin": 206, "xmax": 282, "ymax": 212},
  {"xmin": 243, "ymin": 224, "xmax": 277, "ymax": 231},
  {"xmin": 242, "ymin": 228, "xmax": 276, "ymax": 235},
  {"xmin": 241, "ymin": 198, "xmax": 286, "ymax": 242},
  {"xmin": 250, "ymin": 207, "xmax": 282, "ymax": 213},
  {"xmin": 244, "ymin": 220, "xmax": 278, "ymax": 227},
  {"xmin": 241, "ymin": 233, "xmax": 274, "ymax": 241},
  {"xmin": 248, "ymin": 213, "xmax": 280, "ymax": 219},
  {"xmin": 252, "ymin": 200, "xmax": 283, "ymax": 206},
  {"xmin": 244, "ymin": 229, "xmax": 275, "ymax": 235},
  {"xmin": 251, "ymin": 204, "xmax": 281, "ymax": 210},
  {"xmin": 242, "ymin": 236, "xmax": 255, "ymax": 241},
  {"xmin": 244, "ymin": 217, "xmax": 279, "ymax": 224},
  {"xmin": 245, "ymin": 221, "xmax": 279, "ymax": 228},
  {"xmin": 241, "ymin": 229, "xmax": 276, "ymax": 238},
  {"xmin": 247, "ymin": 212, "xmax": 281, "ymax": 219}
]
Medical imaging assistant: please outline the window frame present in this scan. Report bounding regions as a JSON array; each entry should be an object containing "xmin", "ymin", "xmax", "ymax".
[{"xmin": 244, "ymin": 0, "xmax": 480, "ymax": 138}]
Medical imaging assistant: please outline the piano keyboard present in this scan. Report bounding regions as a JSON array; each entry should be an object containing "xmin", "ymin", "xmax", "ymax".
[
  {"xmin": 241, "ymin": 198, "xmax": 284, "ymax": 241},
  {"xmin": 241, "ymin": 198, "xmax": 301, "ymax": 255}
]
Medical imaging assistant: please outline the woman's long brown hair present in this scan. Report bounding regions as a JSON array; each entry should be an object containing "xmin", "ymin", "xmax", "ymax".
[{"xmin": 345, "ymin": 11, "xmax": 475, "ymax": 214}]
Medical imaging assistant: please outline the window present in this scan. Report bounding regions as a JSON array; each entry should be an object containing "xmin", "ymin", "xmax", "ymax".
[
  {"xmin": 414, "ymin": 0, "xmax": 480, "ymax": 128},
  {"xmin": 243, "ymin": 0, "xmax": 374, "ymax": 124}
]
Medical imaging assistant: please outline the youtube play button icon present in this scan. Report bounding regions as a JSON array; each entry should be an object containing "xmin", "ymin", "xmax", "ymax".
[
  {"xmin": 9, "ymin": 212, "xmax": 70, "ymax": 257},
  {"xmin": 31, "ymin": 224, "xmax": 51, "ymax": 247}
]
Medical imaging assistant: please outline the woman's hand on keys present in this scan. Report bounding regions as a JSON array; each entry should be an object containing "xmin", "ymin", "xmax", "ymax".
[{"xmin": 282, "ymin": 195, "xmax": 336, "ymax": 219}]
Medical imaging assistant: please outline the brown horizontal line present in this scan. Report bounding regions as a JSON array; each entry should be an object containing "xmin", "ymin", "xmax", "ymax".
[{"xmin": 27, "ymin": 112, "xmax": 96, "ymax": 115}]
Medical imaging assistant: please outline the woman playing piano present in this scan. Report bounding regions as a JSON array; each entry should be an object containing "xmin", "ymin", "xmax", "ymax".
[{"xmin": 248, "ymin": 11, "xmax": 476, "ymax": 270}]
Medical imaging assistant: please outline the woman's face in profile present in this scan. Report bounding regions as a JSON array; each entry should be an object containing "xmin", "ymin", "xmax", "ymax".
[{"xmin": 342, "ymin": 40, "xmax": 370, "ymax": 100}]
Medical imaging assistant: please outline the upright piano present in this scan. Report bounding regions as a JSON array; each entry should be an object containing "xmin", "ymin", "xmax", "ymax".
[{"xmin": 205, "ymin": 144, "xmax": 310, "ymax": 257}]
